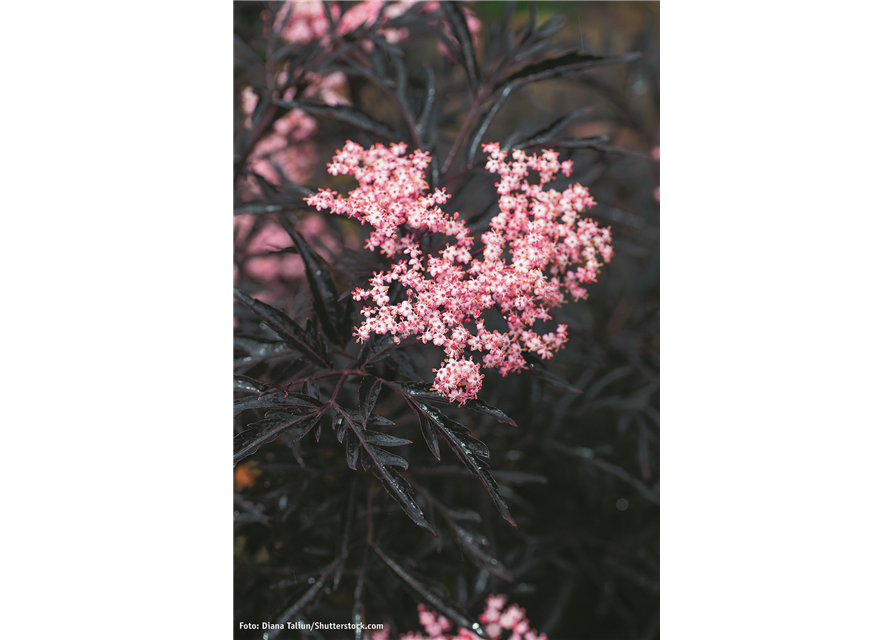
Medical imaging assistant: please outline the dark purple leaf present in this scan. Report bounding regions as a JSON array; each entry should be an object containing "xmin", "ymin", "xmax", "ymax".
[
  {"xmin": 340, "ymin": 296, "xmax": 355, "ymax": 343},
  {"xmin": 524, "ymin": 356, "xmax": 582, "ymax": 393},
  {"xmin": 363, "ymin": 431, "xmax": 412, "ymax": 447},
  {"xmin": 502, "ymin": 51, "xmax": 642, "ymax": 89},
  {"xmin": 334, "ymin": 414, "xmax": 349, "ymax": 443},
  {"xmin": 372, "ymin": 544, "xmax": 489, "ymax": 639},
  {"xmin": 357, "ymin": 333, "xmax": 394, "ymax": 367},
  {"xmin": 345, "ymin": 433, "xmax": 361, "ymax": 470},
  {"xmin": 516, "ymin": 106, "xmax": 594, "ymax": 148},
  {"xmin": 389, "ymin": 349, "xmax": 426, "ymax": 381},
  {"xmin": 358, "ymin": 376, "xmax": 383, "ymax": 428},
  {"xmin": 368, "ymin": 445, "xmax": 409, "ymax": 470},
  {"xmin": 234, "ymin": 375, "xmax": 266, "ymax": 394},
  {"xmin": 234, "ymin": 409, "xmax": 321, "ymax": 464},
  {"xmin": 338, "ymin": 410, "xmax": 435, "ymax": 535},
  {"xmin": 467, "ymin": 84, "xmax": 513, "ymax": 167},
  {"xmin": 233, "ymin": 336, "xmax": 287, "ymax": 358},
  {"xmin": 385, "ymin": 380, "xmax": 441, "ymax": 398},
  {"xmin": 531, "ymin": 12, "xmax": 566, "ymax": 41},
  {"xmin": 234, "ymin": 289, "xmax": 330, "ymax": 367},
  {"xmin": 450, "ymin": 523, "xmax": 513, "ymax": 582},
  {"xmin": 416, "ymin": 66, "xmax": 436, "ymax": 138},
  {"xmin": 461, "ymin": 398, "xmax": 518, "ymax": 427},
  {"xmin": 268, "ymin": 358, "xmax": 314, "ymax": 386},
  {"xmin": 414, "ymin": 401, "xmax": 470, "ymax": 435},
  {"xmin": 278, "ymin": 222, "xmax": 346, "ymax": 346},
  {"xmin": 387, "ymin": 381, "xmax": 517, "ymax": 427},
  {"xmin": 419, "ymin": 416, "xmax": 441, "ymax": 460},
  {"xmin": 440, "ymin": 2, "xmax": 479, "ymax": 88},
  {"xmin": 233, "ymin": 391, "xmax": 321, "ymax": 417},
  {"xmin": 279, "ymin": 101, "xmax": 400, "ymax": 141},
  {"xmin": 368, "ymin": 465, "xmax": 434, "ymax": 536},
  {"xmin": 415, "ymin": 402, "xmax": 516, "ymax": 528},
  {"xmin": 341, "ymin": 409, "xmax": 395, "ymax": 428},
  {"xmin": 360, "ymin": 450, "xmax": 373, "ymax": 472}
]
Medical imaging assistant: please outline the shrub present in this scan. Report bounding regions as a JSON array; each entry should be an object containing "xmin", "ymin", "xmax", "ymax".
[{"xmin": 234, "ymin": 2, "xmax": 659, "ymax": 638}]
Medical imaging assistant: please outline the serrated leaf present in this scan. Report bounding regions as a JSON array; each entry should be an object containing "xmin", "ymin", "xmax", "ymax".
[
  {"xmin": 399, "ymin": 393, "xmax": 441, "ymax": 460},
  {"xmin": 339, "ymin": 410, "xmax": 435, "ymax": 536},
  {"xmin": 358, "ymin": 376, "xmax": 383, "ymax": 428},
  {"xmin": 234, "ymin": 289, "xmax": 329, "ymax": 367},
  {"xmin": 415, "ymin": 402, "xmax": 516, "ymax": 527},
  {"xmin": 234, "ymin": 409, "xmax": 321, "ymax": 464},
  {"xmin": 278, "ymin": 222, "xmax": 346, "ymax": 346}
]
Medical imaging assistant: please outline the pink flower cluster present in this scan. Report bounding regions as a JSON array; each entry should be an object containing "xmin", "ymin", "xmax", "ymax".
[
  {"xmin": 367, "ymin": 596, "xmax": 547, "ymax": 640},
  {"xmin": 306, "ymin": 140, "xmax": 612, "ymax": 404}
]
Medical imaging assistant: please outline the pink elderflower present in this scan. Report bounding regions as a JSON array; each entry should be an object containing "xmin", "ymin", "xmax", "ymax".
[
  {"xmin": 272, "ymin": 0, "xmax": 412, "ymax": 46},
  {"xmin": 271, "ymin": 1, "xmax": 479, "ymax": 50},
  {"xmin": 307, "ymin": 141, "xmax": 612, "ymax": 404},
  {"xmin": 365, "ymin": 598, "xmax": 546, "ymax": 640}
]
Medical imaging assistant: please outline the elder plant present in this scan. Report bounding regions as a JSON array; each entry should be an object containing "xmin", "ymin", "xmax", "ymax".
[{"xmin": 234, "ymin": 2, "xmax": 658, "ymax": 638}]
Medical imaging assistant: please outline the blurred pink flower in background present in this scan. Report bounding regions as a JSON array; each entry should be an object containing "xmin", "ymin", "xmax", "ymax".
[
  {"xmin": 234, "ymin": 213, "xmax": 338, "ymax": 286},
  {"xmin": 367, "ymin": 595, "xmax": 547, "ymax": 640},
  {"xmin": 271, "ymin": 0, "xmax": 480, "ymax": 49}
]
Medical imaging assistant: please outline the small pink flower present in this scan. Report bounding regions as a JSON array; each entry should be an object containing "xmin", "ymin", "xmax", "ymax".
[{"xmin": 363, "ymin": 597, "xmax": 548, "ymax": 640}]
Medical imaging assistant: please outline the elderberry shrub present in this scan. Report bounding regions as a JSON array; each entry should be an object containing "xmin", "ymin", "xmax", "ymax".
[{"xmin": 234, "ymin": 3, "xmax": 658, "ymax": 638}]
